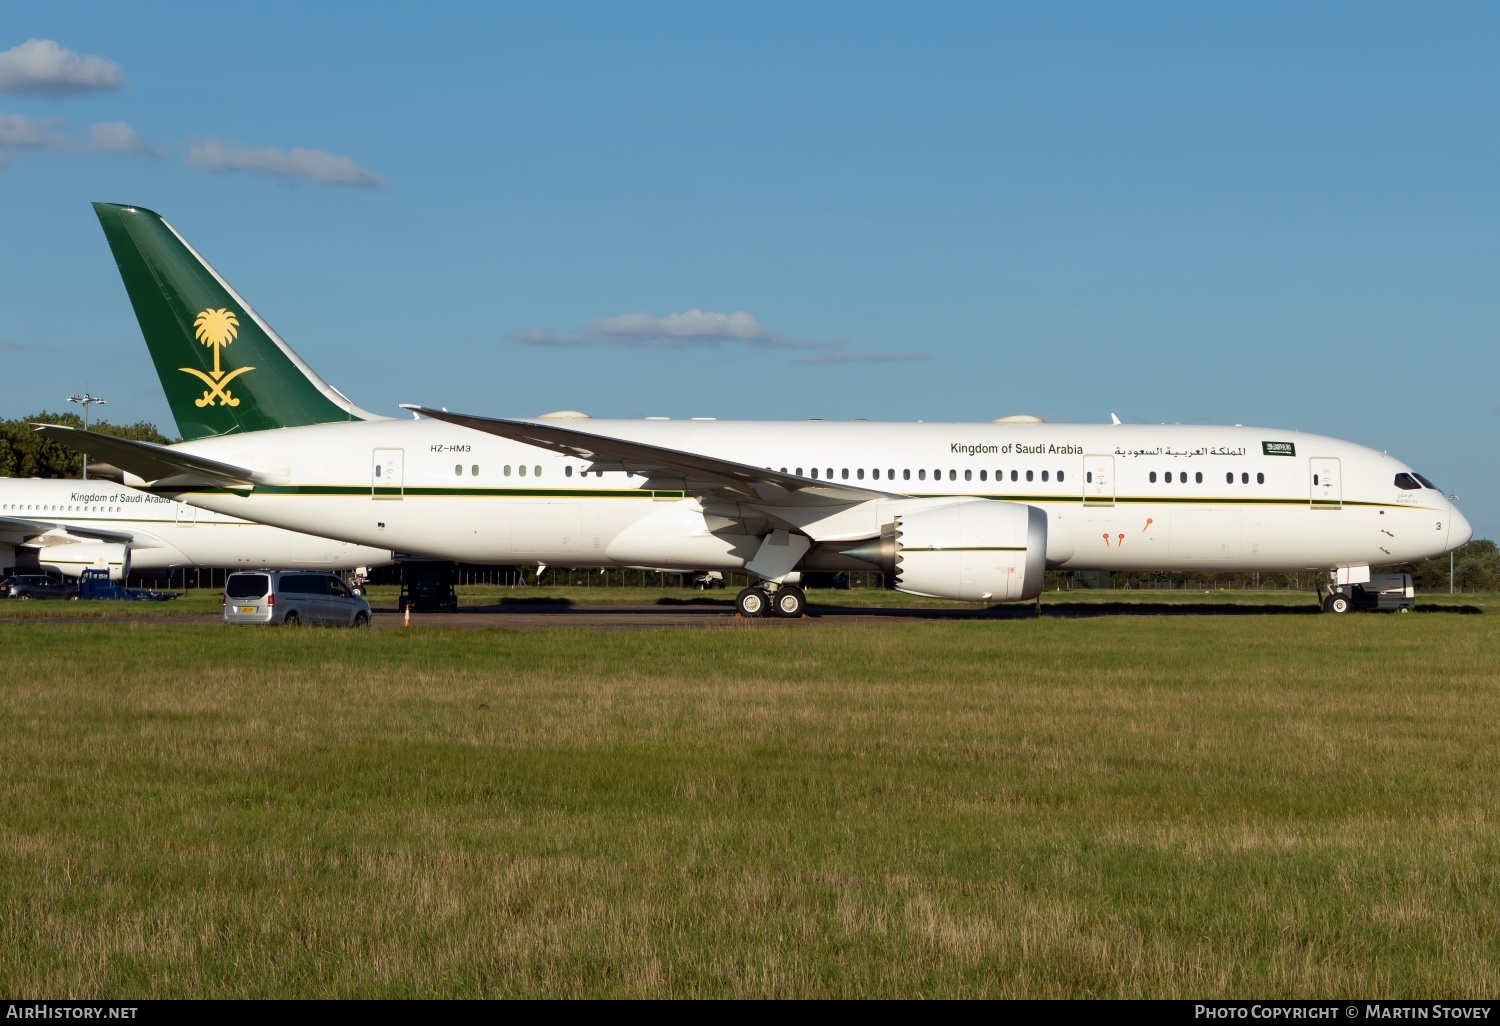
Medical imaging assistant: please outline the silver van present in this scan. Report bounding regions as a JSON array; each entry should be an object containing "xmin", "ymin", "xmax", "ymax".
[{"xmin": 223, "ymin": 570, "xmax": 372, "ymax": 627}]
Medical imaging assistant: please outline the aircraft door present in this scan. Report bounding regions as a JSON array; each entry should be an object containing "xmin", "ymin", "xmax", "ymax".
[
  {"xmin": 1310, "ymin": 458, "xmax": 1341, "ymax": 509},
  {"xmin": 1083, "ymin": 455, "xmax": 1115, "ymax": 506},
  {"xmin": 372, "ymin": 449, "xmax": 404, "ymax": 500}
]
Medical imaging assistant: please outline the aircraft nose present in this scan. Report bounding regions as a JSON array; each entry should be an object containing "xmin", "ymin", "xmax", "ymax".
[{"xmin": 1448, "ymin": 500, "xmax": 1473, "ymax": 551}]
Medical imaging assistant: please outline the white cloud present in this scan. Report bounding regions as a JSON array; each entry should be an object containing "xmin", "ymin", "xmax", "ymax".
[
  {"xmin": 0, "ymin": 112, "xmax": 152, "ymax": 168},
  {"xmin": 0, "ymin": 39, "xmax": 124, "ymax": 96},
  {"xmin": 188, "ymin": 138, "xmax": 387, "ymax": 189},
  {"xmin": 0, "ymin": 110, "xmax": 64, "ymax": 147},
  {"xmin": 589, "ymin": 310, "xmax": 772, "ymax": 346},
  {"xmin": 88, "ymin": 120, "xmax": 147, "ymax": 153},
  {"xmin": 509, "ymin": 309, "xmax": 932, "ymax": 366},
  {"xmin": 0, "ymin": 110, "xmax": 64, "ymax": 167},
  {"xmin": 512, "ymin": 309, "xmax": 805, "ymax": 350}
]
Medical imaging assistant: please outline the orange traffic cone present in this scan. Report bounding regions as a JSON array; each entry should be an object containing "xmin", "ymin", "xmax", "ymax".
[{"xmin": 403, "ymin": 604, "xmax": 410, "ymax": 628}]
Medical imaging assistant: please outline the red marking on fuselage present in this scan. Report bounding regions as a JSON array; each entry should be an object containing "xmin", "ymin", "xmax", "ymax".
[
  {"xmin": 1117, "ymin": 533, "xmax": 1125, "ymax": 546},
  {"xmin": 1102, "ymin": 533, "xmax": 1111, "ymax": 547},
  {"xmin": 1143, "ymin": 517, "xmax": 1153, "ymax": 532}
]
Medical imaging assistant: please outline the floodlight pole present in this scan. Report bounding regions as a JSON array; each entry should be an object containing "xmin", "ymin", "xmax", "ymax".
[{"xmin": 67, "ymin": 393, "xmax": 107, "ymax": 480}]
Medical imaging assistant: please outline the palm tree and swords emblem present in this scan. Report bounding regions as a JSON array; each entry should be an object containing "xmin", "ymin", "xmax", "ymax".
[{"xmin": 181, "ymin": 307, "xmax": 255, "ymax": 407}]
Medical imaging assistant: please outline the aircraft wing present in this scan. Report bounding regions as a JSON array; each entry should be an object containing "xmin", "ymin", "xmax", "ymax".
[
  {"xmin": 31, "ymin": 425, "xmax": 277, "ymax": 490},
  {"xmin": 0, "ymin": 516, "xmax": 138, "ymax": 546},
  {"xmin": 403, "ymin": 406, "xmax": 895, "ymax": 505}
]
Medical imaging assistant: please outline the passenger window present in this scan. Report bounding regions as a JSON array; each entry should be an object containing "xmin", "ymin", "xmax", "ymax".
[
  {"xmin": 1057, "ymin": 471, "xmax": 1064, "ymax": 482},
  {"xmin": 903, "ymin": 469, "xmax": 911, "ymax": 480},
  {"xmin": 565, "ymin": 466, "xmax": 573, "ymax": 477},
  {"xmin": 856, "ymin": 469, "xmax": 864, "ymax": 480},
  {"xmin": 519, "ymin": 465, "xmax": 527, "ymax": 477},
  {"xmin": 535, "ymin": 466, "xmax": 541, "ymax": 477},
  {"xmin": 827, "ymin": 468, "xmax": 833, "ymax": 479},
  {"xmin": 505, "ymin": 465, "xmax": 512, "ymax": 477},
  {"xmin": 455, "ymin": 464, "xmax": 462, "ymax": 476},
  {"xmin": 1026, "ymin": 470, "xmax": 1033, "ymax": 482},
  {"xmin": 841, "ymin": 469, "xmax": 849, "ymax": 480},
  {"xmin": 1226, "ymin": 472, "xmax": 1233, "ymax": 484},
  {"xmin": 1087, "ymin": 472, "xmax": 1093, "ymax": 484},
  {"xmin": 1010, "ymin": 470, "xmax": 1018, "ymax": 482},
  {"xmin": 964, "ymin": 469, "xmax": 972, "ymax": 481},
  {"xmin": 980, "ymin": 470, "xmax": 987, "ymax": 481},
  {"xmin": 1256, "ymin": 472, "xmax": 1264, "ymax": 484},
  {"xmin": 887, "ymin": 469, "xmax": 894, "ymax": 479},
  {"xmin": 811, "ymin": 468, "xmax": 819, "ymax": 479},
  {"xmin": 796, "ymin": 467, "xmax": 803, "ymax": 476},
  {"xmin": 374, "ymin": 465, "xmax": 382, "ymax": 478},
  {"xmin": 1149, "ymin": 471, "xmax": 1157, "ymax": 483},
  {"xmin": 1241, "ymin": 472, "xmax": 1249, "ymax": 484},
  {"xmin": 1195, "ymin": 472, "xmax": 1202, "ymax": 484},
  {"xmin": 472, "ymin": 465, "xmax": 479, "ymax": 476},
  {"xmin": 1041, "ymin": 470, "xmax": 1049, "ymax": 482},
  {"xmin": 919, "ymin": 469, "xmax": 926, "ymax": 481}
]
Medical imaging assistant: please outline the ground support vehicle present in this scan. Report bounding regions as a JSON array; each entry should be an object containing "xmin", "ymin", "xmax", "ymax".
[
  {"xmin": 1322, "ymin": 572, "xmax": 1415, "ymax": 613},
  {"xmin": 77, "ymin": 568, "xmax": 176, "ymax": 601},
  {"xmin": 223, "ymin": 570, "xmax": 372, "ymax": 627},
  {"xmin": 397, "ymin": 561, "xmax": 458, "ymax": 613}
]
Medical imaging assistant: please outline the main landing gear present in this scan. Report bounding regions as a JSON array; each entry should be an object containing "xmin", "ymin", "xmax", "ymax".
[{"xmin": 736, "ymin": 584, "xmax": 807, "ymax": 618}]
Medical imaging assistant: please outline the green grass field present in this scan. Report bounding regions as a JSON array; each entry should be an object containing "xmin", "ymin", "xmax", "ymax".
[{"xmin": 3, "ymin": 594, "xmax": 1498, "ymax": 997}]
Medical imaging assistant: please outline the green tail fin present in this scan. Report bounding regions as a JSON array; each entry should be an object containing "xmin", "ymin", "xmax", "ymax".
[{"xmin": 92, "ymin": 202, "xmax": 380, "ymax": 440}]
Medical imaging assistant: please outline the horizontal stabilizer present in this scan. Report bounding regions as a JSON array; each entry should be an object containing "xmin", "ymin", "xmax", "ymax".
[
  {"xmin": 31, "ymin": 425, "xmax": 277, "ymax": 489},
  {"xmin": 402, "ymin": 405, "xmax": 893, "ymax": 505}
]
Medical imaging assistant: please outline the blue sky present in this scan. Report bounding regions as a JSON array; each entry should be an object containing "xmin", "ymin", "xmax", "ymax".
[{"xmin": 1, "ymin": 2, "xmax": 1496, "ymax": 537}]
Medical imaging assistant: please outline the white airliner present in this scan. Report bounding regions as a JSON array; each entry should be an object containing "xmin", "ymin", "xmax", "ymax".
[
  {"xmin": 35, "ymin": 203, "xmax": 1472, "ymax": 615},
  {"xmin": 0, "ymin": 477, "xmax": 393, "ymax": 581}
]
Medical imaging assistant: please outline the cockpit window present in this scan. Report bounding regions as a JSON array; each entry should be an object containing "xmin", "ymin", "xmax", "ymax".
[
  {"xmin": 1394, "ymin": 473, "xmax": 1422, "ymax": 491},
  {"xmin": 1414, "ymin": 473, "xmax": 1440, "ymax": 491}
]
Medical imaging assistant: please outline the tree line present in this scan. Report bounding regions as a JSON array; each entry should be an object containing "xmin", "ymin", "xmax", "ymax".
[
  {"xmin": 3, "ymin": 413, "xmax": 1494, "ymax": 591},
  {"xmin": 0, "ymin": 412, "xmax": 172, "ymax": 479}
]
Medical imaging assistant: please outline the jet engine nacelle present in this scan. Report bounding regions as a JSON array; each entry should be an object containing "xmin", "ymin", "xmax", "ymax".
[
  {"xmin": 32, "ymin": 542, "xmax": 131, "ymax": 582},
  {"xmin": 843, "ymin": 498, "xmax": 1047, "ymax": 602}
]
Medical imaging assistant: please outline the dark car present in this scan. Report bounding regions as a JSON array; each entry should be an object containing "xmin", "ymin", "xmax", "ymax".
[{"xmin": 1, "ymin": 575, "xmax": 79, "ymax": 600}]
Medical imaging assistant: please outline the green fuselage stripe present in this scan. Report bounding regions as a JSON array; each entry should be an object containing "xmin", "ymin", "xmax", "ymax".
[{"xmin": 169, "ymin": 484, "xmax": 1437, "ymax": 513}]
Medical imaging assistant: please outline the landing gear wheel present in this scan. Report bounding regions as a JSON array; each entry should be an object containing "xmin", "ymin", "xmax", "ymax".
[
  {"xmin": 1324, "ymin": 593, "xmax": 1352, "ymax": 614},
  {"xmin": 773, "ymin": 585, "xmax": 806, "ymax": 618},
  {"xmin": 736, "ymin": 587, "xmax": 769, "ymax": 617},
  {"xmin": 1397, "ymin": 605, "xmax": 1412, "ymax": 614}
]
